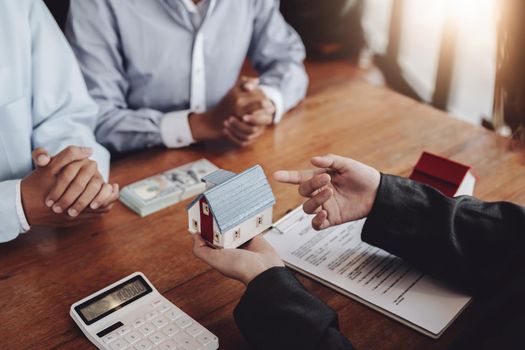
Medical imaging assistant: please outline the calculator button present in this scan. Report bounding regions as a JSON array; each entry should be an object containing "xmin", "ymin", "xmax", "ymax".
[
  {"xmin": 157, "ymin": 304, "xmax": 172, "ymax": 313},
  {"xmin": 185, "ymin": 324, "xmax": 203, "ymax": 337},
  {"xmin": 138, "ymin": 323, "xmax": 155, "ymax": 336},
  {"xmin": 162, "ymin": 324, "xmax": 179, "ymax": 337},
  {"xmin": 151, "ymin": 316, "xmax": 169, "ymax": 329},
  {"xmin": 132, "ymin": 318, "xmax": 146, "ymax": 328},
  {"xmin": 145, "ymin": 310, "xmax": 159, "ymax": 320},
  {"xmin": 110, "ymin": 339, "xmax": 130, "ymax": 350},
  {"xmin": 173, "ymin": 333, "xmax": 200, "ymax": 348},
  {"xmin": 118, "ymin": 326, "xmax": 132, "ymax": 336},
  {"xmin": 134, "ymin": 339, "xmax": 153, "ymax": 350},
  {"xmin": 103, "ymin": 332, "xmax": 119, "ymax": 344},
  {"xmin": 165, "ymin": 308, "xmax": 182, "ymax": 321},
  {"xmin": 151, "ymin": 299, "xmax": 163, "ymax": 307},
  {"xmin": 148, "ymin": 332, "xmax": 167, "ymax": 345},
  {"xmin": 124, "ymin": 331, "xmax": 141, "ymax": 344},
  {"xmin": 175, "ymin": 316, "xmax": 192, "ymax": 329},
  {"xmin": 157, "ymin": 340, "xmax": 177, "ymax": 350},
  {"xmin": 196, "ymin": 332, "xmax": 218, "ymax": 346}
]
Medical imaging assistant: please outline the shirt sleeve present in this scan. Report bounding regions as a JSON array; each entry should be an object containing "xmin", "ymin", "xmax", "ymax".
[
  {"xmin": 66, "ymin": 0, "xmax": 167, "ymax": 154},
  {"xmin": 248, "ymin": 0, "xmax": 309, "ymax": 117},
  {"xmin": 0, "ymin": 180, "xmax": 29, "ymax": 243},
  {"xmin": 258, "ymin": 84, "xmax": 285, "ymax": 124},
  {"xmin": 362, "ymin": 174, "xmax": 525, "ymax": 295},
  {"xmin": 29, "ymin": 0, "xmax": 110, "ymax": 181},
  {"xmin": 234, "ymin": 266, "xmax": 355, "ymax": 350},
  {"xmin": 160, "ymin": 110, "xmax": 196, "ymax": 148}
]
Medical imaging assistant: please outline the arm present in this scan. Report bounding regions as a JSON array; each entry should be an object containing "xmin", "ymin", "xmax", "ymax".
[
  {"xmin": 274, "ymin": 154, "xmax": 525, "ymax": 296},
  {"xmin": 192, "ymin": 234, "xmax": 354, "ymax": 350},
  {"xmin": 0, "ymin": 180, "xmax": 30, "ymax": 243},
  {"xmin": 249, "ymin": 0, "xmax": 308, "ymax": 122},
  {"xmin": 30, "ymin": 0, "xmax": 110, "ymax": 180},
  {"xmin": 235, "ymin": 267, "xmax": 355, "ymax": 350},
  {"xmin": 362, "ymin": 174, "xmax": 525, "ymax": 294},
  {"xmin": 66, "ymin": 0, "xmax": 190, "ymax": 153}
]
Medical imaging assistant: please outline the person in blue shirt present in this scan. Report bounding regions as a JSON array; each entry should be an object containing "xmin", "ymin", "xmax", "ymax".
[
  {"xmin": 0, "ymin": 0, "xmax": 119, "ymax": 243},
  {"xmin": 66, "ymin": 0, "xmax": 308, "ymax": 153}
]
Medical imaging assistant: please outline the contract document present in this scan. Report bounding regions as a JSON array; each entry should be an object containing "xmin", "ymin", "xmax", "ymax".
[{"xmin": 265, "ymin": 206, "xmax": 472, "ymax": 338}]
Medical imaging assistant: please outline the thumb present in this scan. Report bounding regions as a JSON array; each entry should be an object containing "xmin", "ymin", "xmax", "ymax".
[
  {"xmin": 311, "ymin": 154, "xmax": 348, "ymax": 173},
  {"xmin": 239, "ymin": 76, "xmax": 259, "ymax": 92},
  {"xmin": 32, "ymin": 148, "xmax": 51, "ymax": 168}
]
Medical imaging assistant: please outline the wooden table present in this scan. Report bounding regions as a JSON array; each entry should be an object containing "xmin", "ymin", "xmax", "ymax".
[{"xmin": 1, "ymin": 60, "xmax": 524, "ymax": 350}]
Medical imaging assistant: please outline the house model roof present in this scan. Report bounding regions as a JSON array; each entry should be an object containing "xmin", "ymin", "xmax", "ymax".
[
  {"xmin": 202, "ymin": 169, "xmax": 236, "ymax": 187},
  {"xmin": 409, "ymin": 152, "xmax": 474, "ymax": 196},
  {"xmin": 187, "ymin": 165, "xmax": 276, "ymax": 233}
]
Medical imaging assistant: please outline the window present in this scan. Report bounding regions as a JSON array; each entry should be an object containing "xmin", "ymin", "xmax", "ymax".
[
  {"xmin": 256, "ymin": 215, "xmax": 263, "ymax": 227},
  {"xmin": 233, "ymin": 229, "xmax": 241, "ymax": 240},
  {"xmin": 192, "ymin": 219, "xmax": 198, "ymax": 231},
  {"xmin": 214, "ymin": 232, "xmax": 220, "ymax": 244},
  {"xmin": 202, "ymin": 203, "xmax": 209, "ymax": 216}
]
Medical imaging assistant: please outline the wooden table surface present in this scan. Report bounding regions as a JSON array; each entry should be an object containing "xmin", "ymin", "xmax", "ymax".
[{"xmin": 1, "ymin": 60, "xmax": 524, "ymax": 350}]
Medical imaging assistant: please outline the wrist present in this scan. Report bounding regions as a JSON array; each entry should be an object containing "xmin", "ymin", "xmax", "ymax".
[
  {"xmin": 240, "ymin": 261, "xmax": 285, "ymax": 285},
  {"xmin": 188, "ymin": 111, "xmax": 217, "ymax": 141}
]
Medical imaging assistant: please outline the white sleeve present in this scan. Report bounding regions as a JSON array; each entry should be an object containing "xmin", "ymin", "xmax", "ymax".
[
  {"xmin": 160, "ymin": 110, "xmax": 196, "ymax": 148},
  {"xmin": 259, "ymin": 85, "xmax": 285, "ymax": 124},
  {"xmin": 0, "ymin": 180, "xmax": 29, "ymax": 243}
]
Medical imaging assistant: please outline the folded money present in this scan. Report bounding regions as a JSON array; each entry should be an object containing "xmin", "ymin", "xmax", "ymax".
[{"xmin": 120, "ymin": 159, "xmax": 219, "ymax": 217}]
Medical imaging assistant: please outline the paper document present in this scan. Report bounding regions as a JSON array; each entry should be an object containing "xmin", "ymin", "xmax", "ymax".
[{"xmin": 265, "ymin": 207, "xmax": 472, "ymax": 338}]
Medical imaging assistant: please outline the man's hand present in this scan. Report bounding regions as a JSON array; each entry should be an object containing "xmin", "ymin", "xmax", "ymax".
[
  {"xmin": 189, "ymin": 77, "xmax": 275, "ymax": 146},
  {"xmin": 274, "ymin": 154, "xmax": 381, "ymax": 230},
  {"xmin": 223, "ymin": 77, "xmax": 276, "ymax": 146},
  {"xmin": 21, "ymin": 146, "xmax": 119, "ymax": 227},
  {"xmin": 192, "ymin": 234, "xmax": 284, "ymax": 285}
]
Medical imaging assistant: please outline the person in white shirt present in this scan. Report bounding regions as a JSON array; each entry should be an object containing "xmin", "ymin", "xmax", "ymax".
[
  {"xmin": 66, "ymin": 0, "xmax": 308, "ymax": 152},
  {"xmin": 0, "ymin": 0, "xmax": 119, "ymax": 243}
]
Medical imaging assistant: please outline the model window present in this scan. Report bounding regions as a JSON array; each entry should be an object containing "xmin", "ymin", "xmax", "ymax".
[
  {"xmin": 192, "ymin": 219, "xmax": 198, "ymax": 230},
  {"xmin": 256, "ymin": 215, "xmax": 263, "ymax": 227},
  {"xmin": 233, "ymin": 229, "xmax": 241, "ymax": 240},
  {"xmin": 202, "ymin": 203, "xmax": 209, "ymax": 215},
  {"xmin": 214, "ymin": 232, "xmax": 220, "ymax": 244}
]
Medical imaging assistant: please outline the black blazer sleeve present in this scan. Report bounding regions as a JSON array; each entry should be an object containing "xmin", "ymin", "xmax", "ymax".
[
  {"xmin": 234, "ymin": 266, "xmax": 355, "ymax": 350},
  {"xmin": 362, "ymin": 174, "xmax": 525, "ymax": 295}
]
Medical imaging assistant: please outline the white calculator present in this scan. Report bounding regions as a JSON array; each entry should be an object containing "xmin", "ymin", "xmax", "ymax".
[{"xmin": 70, "ymin": 272, "xmax": 219, "ymax": 350}]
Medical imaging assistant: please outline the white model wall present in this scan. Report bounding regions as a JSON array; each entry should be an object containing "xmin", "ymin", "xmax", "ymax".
[
  {"xmin": 187, "ymin": 202, "xmax": 200, "ymax": 233},
  {"xmin": 222, "ymin": 207, "xmax": 273, "ymax": 249}
]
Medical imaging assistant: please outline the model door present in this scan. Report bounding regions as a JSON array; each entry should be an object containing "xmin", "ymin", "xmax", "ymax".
[{"xmin": 199, "ymin": 197, "xmax": 214, "ymax": 243}]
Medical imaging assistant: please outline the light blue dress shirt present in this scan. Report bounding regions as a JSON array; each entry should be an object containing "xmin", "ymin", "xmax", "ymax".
[
  {"xmin": 66, "ymin": 0, "xmax": 308, "ymax": 153},
  {"xmin": 0, "ymin": 0, "xmax": 110, "ymax": 243}
]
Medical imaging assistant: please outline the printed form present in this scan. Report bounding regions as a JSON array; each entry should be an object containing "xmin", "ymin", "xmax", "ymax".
[{"xmin": 265, "ymin": 207, "xmax": 472, "ymax": 338}]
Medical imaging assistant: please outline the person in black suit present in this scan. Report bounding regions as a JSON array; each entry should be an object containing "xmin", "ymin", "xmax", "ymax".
[{"xmin": 192, "ymin": 154, "xmax": 525, "ymax": 350}]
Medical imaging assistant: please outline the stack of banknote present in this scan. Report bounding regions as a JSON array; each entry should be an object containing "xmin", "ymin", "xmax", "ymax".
[{"xmin": 120, "ymin": 159, "xmax": 219, "ymax": 217}]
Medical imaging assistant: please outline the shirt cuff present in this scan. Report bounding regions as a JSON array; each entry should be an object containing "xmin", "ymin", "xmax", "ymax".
[
  {"xmin": 259, "ymin": 85, "xmax": 284, "ymax": 124},
  {"xmin": 15, "ymin": 180, "xmax": 30, "ymax": 232},
  {"xmin": 160, "ymin": 110, "xmax": 196, "ymax": 148}
]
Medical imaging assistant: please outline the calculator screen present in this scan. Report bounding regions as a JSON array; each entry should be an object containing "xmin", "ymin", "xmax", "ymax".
[{"xmin": 75, "ymin": 275, "xmax": 152, "ymax": 325}]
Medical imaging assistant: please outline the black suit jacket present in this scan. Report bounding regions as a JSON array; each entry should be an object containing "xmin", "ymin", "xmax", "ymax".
[{"xmin": 233, "ymin": 174, "xmax": 525, "ymax": 350}]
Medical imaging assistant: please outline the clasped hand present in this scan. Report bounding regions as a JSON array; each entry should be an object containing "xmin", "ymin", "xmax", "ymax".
[
  {"xmin": 20, "ymin": 146, "xmax": 119, "ymax": 228},
  {"xmin": 189, "ymin": 76, "xmax": 276, "ymax": 146}
]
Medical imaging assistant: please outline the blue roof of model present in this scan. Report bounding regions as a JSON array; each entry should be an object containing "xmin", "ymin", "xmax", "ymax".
[
  {"xmin": 202, "ymin": 169, "xmax": 236, "ymax": 186},
  {"xmin": 187, "ymin": 165, "xmax": 275, "ymax": 233}
]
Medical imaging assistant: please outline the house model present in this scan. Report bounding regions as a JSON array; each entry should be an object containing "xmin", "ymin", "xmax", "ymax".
[
  {"xmin": 409, "ymin": 152, "xmax": 477, "ymax": 197},
  {"xmin": 186, "ymin": 165, "xmax": 276, "ymax": 249}
]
